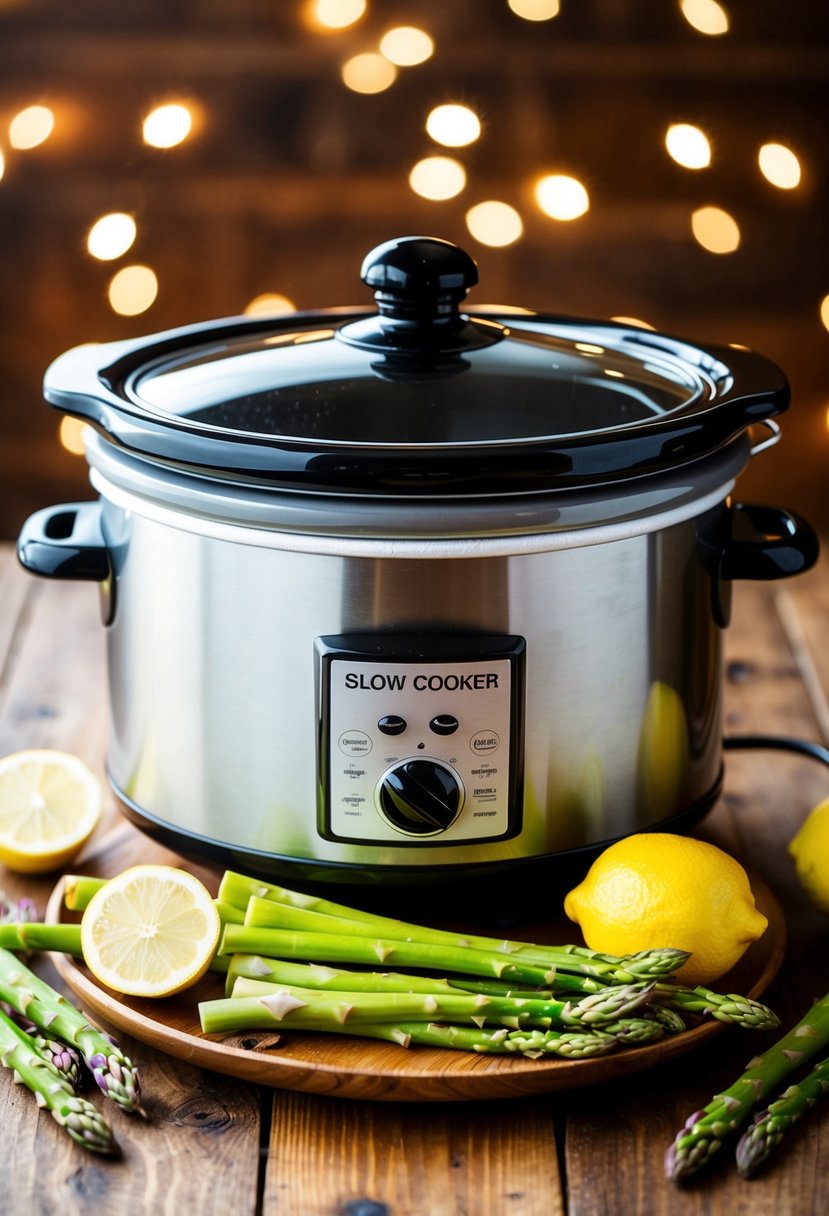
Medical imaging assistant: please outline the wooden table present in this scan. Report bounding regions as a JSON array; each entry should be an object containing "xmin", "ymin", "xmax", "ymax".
[{"xmin": 1, "ymin": 539, "xmax": 828, "ymax": 1216}]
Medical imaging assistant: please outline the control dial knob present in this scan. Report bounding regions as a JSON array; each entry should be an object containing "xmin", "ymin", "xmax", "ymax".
[{"xmin": 377, "ymin": 759, "xmax": 463, "ymax": 835}]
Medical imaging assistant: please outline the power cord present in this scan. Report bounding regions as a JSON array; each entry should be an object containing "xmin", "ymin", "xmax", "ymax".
[{"xmin": 724, "ymin": 734, "xmax": 829, "ymax": 769}]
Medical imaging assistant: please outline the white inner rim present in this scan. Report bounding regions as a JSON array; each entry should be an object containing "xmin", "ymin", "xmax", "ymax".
[{"xmin": 90, "ymin": 468, "xmax": 734, "ymax": 559}]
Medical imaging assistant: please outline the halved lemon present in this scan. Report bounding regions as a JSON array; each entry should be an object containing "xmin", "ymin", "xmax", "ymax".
[
  {"xmin": 0, "ymin": 749, "xmax": 103, "ymax": 874},
  {"xmin": 81, "ymin": 865, "xmax": 221, "ymax": 997}
]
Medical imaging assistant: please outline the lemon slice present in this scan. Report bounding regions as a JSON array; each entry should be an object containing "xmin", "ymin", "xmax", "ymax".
[
  {"xmin": 81, "ymin": 865, "xmax": 221, "ymax": 997},
  {"xmin": 0, "ymin": 749, "xmax": 103, "ymax": 874}
]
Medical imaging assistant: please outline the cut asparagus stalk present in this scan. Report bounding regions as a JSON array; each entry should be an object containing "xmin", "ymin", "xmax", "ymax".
[
  {"xmin": 211, "ymin": 973, "xmax": 652, "ymax": 1033},
  {"xmin": 62, "ymin": 876, "xmax": 107, "ymax": 913},
  {"xmin": 736, "ymin": 1055, "xmax": 829, "ymax": 1177},
  {"xmin": 0, "ymin": 947, "xmax": 142, "ymax": 1114},
  {"xmin": 666, "ymin": 991, "xmax": 829, "ymax": 1182},
  {"xmin": 214, "ymin": 900, "xmax": 246, "ymax": 926},
  {"xmin": 224, "ymin": 954, "xmax": 473, "ymax": 999},
  {"xmin": 0, "ymin": 923, "xmax": 85, "ymax": 958},
  {"xmin": 0, "ymin": 1008, "xmax": 117, "ymax": 1154},
  {"xmin": 0, "ymin": 921, "xmax": 229, "ymax": 974},
  {"xmin": 234, "ymin": 883, "xmax": 688, "ymax": 982},
  {"xmin": 221, "ymin": 923, "xmax": 555, "ymax": 989},
  {"xmin": 241, "ymin": 899, "xmax": 608, "ymax": 993}
]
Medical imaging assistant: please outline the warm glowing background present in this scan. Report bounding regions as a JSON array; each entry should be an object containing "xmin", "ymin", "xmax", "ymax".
[{"xmin": 0, "ymin": 0, "xmax": 827, "ymax": 536}]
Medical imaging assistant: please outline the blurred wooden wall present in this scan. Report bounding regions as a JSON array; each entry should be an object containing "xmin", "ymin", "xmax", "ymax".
[{"xmin": 1, "ymin": 0, "xmax": 827, "ymax": 538}]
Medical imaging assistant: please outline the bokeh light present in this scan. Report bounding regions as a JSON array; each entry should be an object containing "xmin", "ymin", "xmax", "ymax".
[
  {"xmin": 665, "ymin": 123, "xmax": 711, "ymax": 169},
  {"xmin": 244, "ymin": 293, "xmax": 297, "ymax": 317},
  {"xmin": 426, "ymin": 104, "xmax": 481, "ymax": 147},
  {"xmin": 680, "ymin": 0, "xmax": 729, "ymax": 36},
  {"xmin": 9, "ymin": 105, "xmax": 55, "ymax": 150},
  {"xmin": 507, "ymin": 0, "xmax": 561, "ymax": 19},
  {"xmin": 534, "ymin": 174, "xmax": 590, "ymax": 220},
  {"xmin": 142, "ymin": 104, "xmax": 193, "ymax": 148},
  {"xmin": 465, "ymin": 201, "xmax": 523, "ymax": 247},
  {"xmin": 610, "ymin": 316, "xmax": 656, "ymax": 330},
  {"xmin": 311, "ymin": 0, "xmax": 366, "ymax": 30},
  {"xmin": 0, "ymin": 148, "xmax": 4, "ymax": 183},
  {"xmin": 108, "ymin": 265, "xmax": 159, "ymax": 315},
  {"xmin": 408, "ymin": 156, "xmax": 466, "ymax": 200},
  {"xmin": 86, "ymin": 213, "xmax": 137, "ymax": 261},
  {"xmin": 758, "ymin": 143, "xmax": 801, "ymax": 189},
  {"xmin": 342, "ymin": 54, "xmax": 397, "ymax": 94},
  {"xmin": 820, "ymin": 293, "xmax": 829, "ymax": 333},
  {"xmin": 379, "ymin": 27, "xmax": 434, "ymax": 67},
  {"xmin": 58, "ymin": 417, "xmax": 89, "ymax": 457},
  {"xmin": 691, "ymin": 206, "xmax": 740, "ymax": 254}
]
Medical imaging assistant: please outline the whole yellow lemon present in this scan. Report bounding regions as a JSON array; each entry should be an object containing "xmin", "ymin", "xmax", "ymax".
[
  {"xmin": 789, "ymin": 797, "xmax": 829, "ymax": 914},
  {"xmin": 563, "ymin": 833, "xmax": 767, "ymax": 987}
]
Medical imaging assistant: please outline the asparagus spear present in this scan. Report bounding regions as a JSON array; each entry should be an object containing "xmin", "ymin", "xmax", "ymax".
[
  {"xmin": 225, "ymin": 954, "xmax": 480, "ymax": 999},
  {"xmin": 0, "ymin": 947, "xmax": 142, "ymax": 1114},
  {"xmin": 62, "ymin": 876, "xmax": 107, "ymax": 913},
  {"xmin": 736, "ymin": 1055, "xmax": 829, "ymax": 1177},
  {"xmin": 238, "ymin": 887, "xmax": 688, "ymax": 983},
  {"xmin": 0, "ymin": 920, "xmax": 229, "ymax": 974},
  {"xmin": 0, "ymin": 1008, "xmax": 117, "ymax": 1155},
  {"xmin": 223, "ymin": 974, "xmax": 653, "ymax": 1030},
  {"xmin": 0, "ymin": 923, "xmax": 85, "ymax": 958},
  {"xmin": 654, "ymin": 984, "xmax": 780, "ymax": 1030},
  {"xmin": 665, "ymin": 991, "xmax": 829, "ymax": 1182}
]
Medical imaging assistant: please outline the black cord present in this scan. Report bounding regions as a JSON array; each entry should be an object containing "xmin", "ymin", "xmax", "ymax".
[{"xmin": 724, "ymin": 734, "xmax": 829, "ymax": 769}]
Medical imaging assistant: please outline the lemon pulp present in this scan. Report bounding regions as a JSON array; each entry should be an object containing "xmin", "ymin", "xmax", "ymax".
[
  {"xmin": 0, "ymin": 749, "xmax": 102, "ymax": 874},
  {"xmin": 81, "ymin": 865, "xmax": 221, "ymax": 998}
]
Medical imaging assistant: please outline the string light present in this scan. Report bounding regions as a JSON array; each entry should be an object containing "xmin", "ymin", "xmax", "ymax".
[
  {"xmin": 9, "ymin": 105, "xmax": 55, "ymax": 150},
  {"xmin": 342, "ymin": 54, "xmax": 397, "ymax": 94},
  {"xmin": 310, "ymin": 0, "xmax": 367, "ymax": 30},
  {"xmin": 534, "ymin": 174, "xmax": 590, "ymax": 221},
  {"xmin": 379, "ymin": 27, "xmax": 434, "ymax": 67},
  {"xmin": 665, "ymin": 123, "xmax": 711, "ymax": 169},
  {"xmin": 758, "ymin": 144, "xmax": 801, "ymax": 190},
  {"xmin": 244, "ymin": 293, "xmax": 296, "ymax": 317},
  {"xmin": 408, "ymin": 156, "xmax": 466, "ymax": 200},
  {"xmin": 465, "ymin": 201, "xmax": 523, "ymax": 247},
  {"xmin": 143, "ymin": 104, "xmax": 193, "ymax": 148},
  {"xmin": 86, "ymin": 213, "xmax": 137, "ymax": 261},
  {"xmin": 679, "ymin": 0, "xmax": 729, "ymax": 36},
  {"xmin": 426, "ymin": 104, "xmax": 481, "ymax": 148},
  {"xmin": 108, "ymin": 265, "xmax": 158, "ymax": 315},
  {"xmin": 691, "ymin": 206, "xmax": 740, "ymax": 254},
  {"xmin": 507, "ymin": 0, "xmax": 561, "ymax": 20},
  {"xmin": 58, "ymin": 417, "xmax": 89, "ymax": 457}
]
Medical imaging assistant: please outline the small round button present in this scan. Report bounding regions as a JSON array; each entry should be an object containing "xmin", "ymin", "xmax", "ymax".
[
  {"xmin": 430, "ymin": 714, "xmax": 459, "ymax": 736},
  {"xmin": 378, "ymin": 715, "xmax": 407, "ymax": 736}
]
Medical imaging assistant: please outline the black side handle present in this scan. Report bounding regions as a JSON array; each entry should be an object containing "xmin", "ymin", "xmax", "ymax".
[
  {"xmin": 17, "ymin": 501, "xmax": 112, "ymax": 582},
  {"xmin": 720, "ymin": 502, "xmax": 819, "ymax": 581},
  {"xmin": 699, "ymin": 501, "xmax": 819, "ymax": 628}
]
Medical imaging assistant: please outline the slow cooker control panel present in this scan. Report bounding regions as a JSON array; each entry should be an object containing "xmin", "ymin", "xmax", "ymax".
[{"xmin": 316, "ymin": 634, "xmax": 525, "ymax": 846}]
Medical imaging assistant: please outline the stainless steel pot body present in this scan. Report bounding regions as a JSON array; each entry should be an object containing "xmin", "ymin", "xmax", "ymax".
[{"xmin": 92, "ymin": 459, "xmax": 730, "ymax": 874}]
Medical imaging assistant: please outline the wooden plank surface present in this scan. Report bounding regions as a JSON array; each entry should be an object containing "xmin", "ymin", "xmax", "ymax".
[{"xmin": 1, "ymin": 543, "xmax": 828, "ymax": 1215}]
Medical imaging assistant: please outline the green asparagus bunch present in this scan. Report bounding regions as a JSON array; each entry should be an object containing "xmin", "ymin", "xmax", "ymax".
[
  {"xmin": 0, "ymin": 1008, "xmax": 116, "ymax": 1155},
  {"xmin": 0, "ymin": 947, "xmax": 142, "ymax": 1114},
  {"xmin": 666, "ymin": 990, "xmax": 829, "ymax": 1182}
]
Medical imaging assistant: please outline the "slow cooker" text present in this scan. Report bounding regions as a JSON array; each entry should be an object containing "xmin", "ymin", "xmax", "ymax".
[{"xmin": 344, "ymin": 672, "xmax": 499, "ymax": 691}]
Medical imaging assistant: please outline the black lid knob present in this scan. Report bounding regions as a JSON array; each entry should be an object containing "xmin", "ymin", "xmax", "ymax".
[{"xmin": 360, "ymin": 236, "xmax": 478, "ymax": 323}]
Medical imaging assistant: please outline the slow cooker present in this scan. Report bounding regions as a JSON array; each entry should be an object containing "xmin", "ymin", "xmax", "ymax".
[{"xmin": 17, "ymin": 236, "xmax": 819, "ymax": 911}]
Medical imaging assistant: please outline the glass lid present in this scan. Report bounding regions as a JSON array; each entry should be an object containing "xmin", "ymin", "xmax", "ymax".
[
  {"xmin": 129, "ymin": 322, "xmax": 708, "ymax": 447},
  {"xmin": 42, "ymin": 235, "xmax": 790, "ymax": 497}
]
